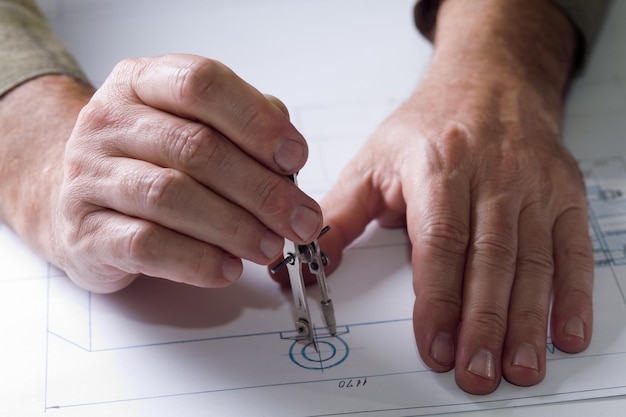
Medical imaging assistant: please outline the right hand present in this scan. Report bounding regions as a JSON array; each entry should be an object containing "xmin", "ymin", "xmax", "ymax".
[{"xmin": 54, "ymin": 54, "xmax": 323, "ymax": 293}]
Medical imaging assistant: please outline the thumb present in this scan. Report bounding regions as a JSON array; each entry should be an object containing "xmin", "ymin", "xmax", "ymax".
[{"xmin": 269, "ymin": 157, "xmax": 383, "ymax": 286}]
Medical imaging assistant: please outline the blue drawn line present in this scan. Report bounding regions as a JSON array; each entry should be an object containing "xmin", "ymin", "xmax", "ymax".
[
  {"xmin": 48, "ymin": 331, "xmax": 92, "ymax": 352},
  {"xmin": 44, "ymin": 363, "xmax": 626, "ymax": 414},
  {"xmin": 44, "ymin": 263, "xmax": 51, "ymax": 413},
  {"xmin": 587, "ymin": 186, "xmax": 626, "ymax": 266},
  {"xmin": 586, "ymin": 182, "xmax": 626, "ymax": 307},
  {"xmin": 289, "ymin": 337, "xmax": 349, "ymax": 371},
  {"xmin": 88, "ymin": 291, "xmax": 92, "ymax": 352},
  {"xmin": 43, "ymin": 368, "xmax": 432, "ymax": 412},
  {"xmin": 87, "ymin": 329, "xmax": 287, "ymax": 352},
  {"xmin": 56, "ymin": 320, "xmax": 402, "ymax": 354},
  {"xmin": 306, "ymin": 385, "xmax": 626, "ymax": 417},
  {"xmin": 43, "ymin": 155, "xmax": 626, "ymax": 413}
]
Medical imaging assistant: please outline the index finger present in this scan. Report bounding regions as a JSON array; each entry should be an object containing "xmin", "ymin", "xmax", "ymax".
[
  {"xmin": 107, "ymin": 54, "xmax": 308, "ymax": 175},
  {"xmin": 270, "ymin": 153, "xmax": 384, "ymax": 286},
  {"xmin": 408, "ymin": 168, "xmax": 470, "ymax": 374}
]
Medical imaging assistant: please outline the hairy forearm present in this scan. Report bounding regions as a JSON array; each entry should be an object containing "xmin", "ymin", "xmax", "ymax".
[
  {"xmin": 0, "ymin": 75, "xmax": 94, "ymax": 258},
  {"xmin": 425, "ymin": 0, "xmax": 577, "ymax": 113}
]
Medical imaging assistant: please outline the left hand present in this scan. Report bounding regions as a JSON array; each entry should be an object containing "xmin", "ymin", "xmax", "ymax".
[
  {"xmin": 323, "ymin": 71, "xmax": 593, "ymax": 393},
  {"xmin": 278, "ymin": 53, "xmax": 594, "ymax": 394},
  {"xmin": 269, "ymin": 0, "xmax": 594, "ymax": 395}
]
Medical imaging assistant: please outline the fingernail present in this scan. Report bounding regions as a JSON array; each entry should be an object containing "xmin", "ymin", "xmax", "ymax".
[
  {"xmin": 260, "ymin": 230, "xmax": 284, "ymax": 259},
  {"xmin": 467, "ymin": 349, "xmax": 496, "ymax": 380},
  {"xmin": 430, "ymin": 331, "xmax": 455, "ymax": 366},
  {"xmin": 274, "ymin": 138, "xmax": 306, "ymax": 173},
  {"xmin": 512, "ymin": 343, "xmax": 539, "ymax": 371},
  {"xmin": 564, "ymin": 316, "xmax": 585, "ymax": 340},
  {"xmin": 222, "ymin": 257, "xmax": 243, "ymax": 282},
  {"xmin": 290, "ymin": 206, "xmax": 322, "ymax": 241}
]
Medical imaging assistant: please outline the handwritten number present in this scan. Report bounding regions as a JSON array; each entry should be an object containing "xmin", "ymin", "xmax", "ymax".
[{"xmin": 338, "ymin": 378, "xmax": 367, "ymax": 388}]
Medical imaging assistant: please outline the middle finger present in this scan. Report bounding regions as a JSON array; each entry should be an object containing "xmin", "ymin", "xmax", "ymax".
[
  {"xmin": 455, "ymin": 193, "xmax": 521, "ymax": 394},
  {"xmin": 97, "ymin": 107, "xmax": 323, "ymax": 245},
  {"xmin": 80, "ymin": 155, "xmax": 283, "ymax": 265}
]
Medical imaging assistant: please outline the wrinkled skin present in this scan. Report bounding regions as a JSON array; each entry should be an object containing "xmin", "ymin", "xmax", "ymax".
[
  {"xmin": 0, "ymin": 0, "xmax": 594, "ymax": 397},
  {"xmin": 1, "ymin": 55, "xmax": 323, "ymax": 293},
  {"xmin": 314, "ymin": 73, "xmax": 593, "ymax": 394},
  {"xmin": 312, "ymin": 0, "xmax": 594, "ymax": 395}
]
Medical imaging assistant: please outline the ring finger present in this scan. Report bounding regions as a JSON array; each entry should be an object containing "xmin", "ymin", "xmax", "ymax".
[{"xmin": 75, "ymin": 156, "xmax": 284, "ymax": 265}]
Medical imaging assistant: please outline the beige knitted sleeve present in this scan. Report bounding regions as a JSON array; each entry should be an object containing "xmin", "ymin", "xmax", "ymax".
[{"xmin": 0, "ymin": 0, "xmax": 88, "ymax": 97}]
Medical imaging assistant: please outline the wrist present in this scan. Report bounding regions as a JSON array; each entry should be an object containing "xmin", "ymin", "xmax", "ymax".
[
  {"xmin": 426, "ymin": 0, "xmax": 577, "ymax": 107},
  {"xmin": 0, "ymin": 75, "xmax": 94, "ymax": 259}
]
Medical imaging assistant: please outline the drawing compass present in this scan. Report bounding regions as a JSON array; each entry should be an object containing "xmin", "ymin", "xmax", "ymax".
[{"xmin": 271, "ymin": 173, "xmax": 336, "ymax": 350}]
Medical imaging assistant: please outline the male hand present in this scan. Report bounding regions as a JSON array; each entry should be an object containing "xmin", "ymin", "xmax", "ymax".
[
  {"xmin": 2, "ymin": 54, "xmax": 323, "ymax": 293},
  {"xmin": 318, "ymin": 74, "xmax": 593, "ymax": 394},
  {"xmin": 286, "ymin": 0, "xmax": 594, "ymax": 395}
]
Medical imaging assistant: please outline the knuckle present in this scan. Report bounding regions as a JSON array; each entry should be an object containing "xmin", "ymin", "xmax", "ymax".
[
  {"xmin": 74, "ymin": 100, "xmax": 118, "ymax": 137},
  {"xmin": 109, "ymin": 57, "xmax": 146, "ymax": 98},
  {"xmin": 482, "ymin": 157, "xmax": 525, "ymax": 194},
  {"xmin": 265, "ymin": 94, "xmax": 289, "ymax": 117},
  {"xmin": 59, "ymin": 185, "xmax": 90, "ymax": 226},
  {"xmin": 509, "ymin": 305, "xmax": 547, "ymax": 330},
  {"xmin": 57, "ymin": 180, "xmax": 101, "ymax": 250},
  {"xmin": 139, "ymin": 168, "xmax": 183, "ymax": 211},
  {"xmin": 476, "ymin": 141, "xmax": 538, "ymax": 193},
  {"xmin": 207, "ymin": 205, "xmax": 250, "ymax": 243},
  {"xmin": 562, "ymin": 237, "xmax": 593, "ymax": 260},
  {"xmin": 255, "ymin": 176, "xmax": 291, "ymax": 218},
  {"xmin": 125, "ymin": 222, "xmax": 159, "ymax": 267},
  {"xmin": 559, "ymin": 286, "xmax": 593, "ymax": 308},
  {"xmin": 417, "ymin": 214, "xmax": 470, "ymax": 258},
  {"xmin": 172, "ymin": 244, "xmax": 219, "ymax": 286},
  {"xmin": 76, "ymin": 102, "xmax": 107, "ymax": 129},
  {"xmin": 548, "ymin": 150, "xmax": 582, "ymax": 180},
  {"xmin": 426, "ymin": 123, "xmax": 472, "ymax": 174},
  {"xmin": 498, "ymin": 142, "xmax": 527, "ymax": 173},
  {"xmin": 472, "ymin": 230, "xmax": 517, "ymax": 272},
  {"xmin": 517, "ymin": 246, "xmax": 554, "ymax": 277},
  {"xmin": 239, "ymin": 105, "xmax": 271, "ymax": 139},
  {"xmin": 168, "ymin": 123, "xmax": 220, "ymax": 169},
  {"xmin": 170, "ymin": 57, "xmax": 225, "ymax": 107},
  {"xmin": 467, "ymin": 305, "xmax": 508, "ymax": 337},
  {"xmin": 221, "ymin": 210, "xmax": 247, "ymax": 240},
  {"xmin": 55, "ymin": 210, "xmax": 108, "ymax": 276},
  {"xmin": 558, "ymin": 232, "xmax": 594, "ymax": 273},
  {"xmin": 189, "ymin": 245, "xmax": 215, "ymax": 280},
  {"xmin": 421, "ymin": 288, "xmax": 463, "ymax": 319},
  {"xmin": 57, "ymin": 209, "xmax": 86, "ymax": 254},
  {"xmin": 61, "ymin": 150, "xmax": 93, "ymax": 187},
  {"xmin": 541, "ymin": 167, "xmax": 585, "ymax": 204}
]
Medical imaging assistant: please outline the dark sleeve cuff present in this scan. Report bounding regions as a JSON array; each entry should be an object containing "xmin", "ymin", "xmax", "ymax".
[
  {"xmin": 550, "ymin": 0, "xmax": 612, "ymax": 67},
  {"xmin": 413, "ymin": 0, "xmax": 441, "ymax": 42},
  {"xmin": 412, "ymin": 0, "xmax": 612, "ymax": 70}
]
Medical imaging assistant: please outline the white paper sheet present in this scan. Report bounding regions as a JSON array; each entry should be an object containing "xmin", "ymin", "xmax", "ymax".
[
  {"xmin": 3, "ymin": 0, "xmax": 626, "ymax": 416},
  {"xmin": 3, "ymin": 154, "xmax": 625, "ymax": 416}
]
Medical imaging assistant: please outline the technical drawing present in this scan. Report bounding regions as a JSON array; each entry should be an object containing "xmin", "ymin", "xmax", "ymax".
[
  {"xmin": 282, "ymin": 327, "xmax": 350, "ymax": 370},
  {"xmin": 39, "ymin": 155, "xmax": 626, "ymax": 416},
  {"xmin": 582, "ymin": 157, "xmax": 626, "ymax": 268}
]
